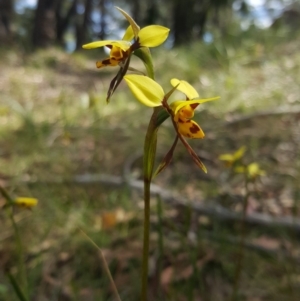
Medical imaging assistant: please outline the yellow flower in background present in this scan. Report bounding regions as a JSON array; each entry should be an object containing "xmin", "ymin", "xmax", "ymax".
[
  {"xmin": 14, "ymin": 197, "xmax": 38, "ymax": 209},
  {"xmin": 219, "ymin": 146, "xmax": 247, "ymax": 166},
  {"xmin": 219, "ymin": 147, "xmax": 265, "ymax": 179},
  {"xmin": 82, "ymin": 7, "xmax": 169, "ymax": 69},
  {"xmin": 123, "ymin": 74, "xmax": 218, "ymax": 139},
  {"xmin": 235, "ymin": 163, "xmax": 266, "ymax": 179}
]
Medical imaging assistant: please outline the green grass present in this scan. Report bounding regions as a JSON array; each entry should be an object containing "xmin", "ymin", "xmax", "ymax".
[{"xmin": 1, "ymin": 27, "xmax": 300, "ymax": 300}]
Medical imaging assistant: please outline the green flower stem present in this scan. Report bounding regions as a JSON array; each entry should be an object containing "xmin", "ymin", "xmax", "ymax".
[
  {"xmin": 141, "ymin": 178, "xmax": 151, "ymax": 301},
  {"xmin": 138, "ymin": 45, "xmax": 158, "ymax": 301},
  {"xmin": 141, "ymin": 107, "xmax": 160, "ymax": 301},
  {"xmin": 231, "ymin": 173, "xmax": 250, "ymax": 301},
  {"xmin": 156, "ymin": 194, "xmax": 164, "ymax": 281},
  {"xmin": 7, "ymin": 272, "xmax": 29, "ymax": 301}
]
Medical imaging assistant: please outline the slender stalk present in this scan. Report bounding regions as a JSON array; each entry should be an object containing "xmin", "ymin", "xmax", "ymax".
[
  {"xmin": 141, "ymin": 108, "xmax": 159, "ymax": 301},
  {"xmin": 139, "ymin": 45, "xmax": 160, "ymax": 301},
  {"xmin": 156, "ymin": 194, "xmax": 164, "ymax": 277},
  {"xmin": 141, "ymin": 177, "xmax": 151, "ymax": 301},
  {"xmin": 231, "ymin": 174, "xmax": 250, "ymax": 301},
  {"xmin": 7, "ymin": 272, "xmax": 29, "ymax": 301},
  {"xmin": 79, "ymin": 229, "xmax": 122, "ymax": 301},
  {"xmin": 10, "ymin": 210, "xmax": 28, "ymax": 298}
]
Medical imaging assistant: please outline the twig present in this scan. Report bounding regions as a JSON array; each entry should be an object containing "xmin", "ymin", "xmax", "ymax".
[
  {"xmin": 198, "ymin": 231, "xmax": 300, "ymax": 262},
  {"xmin": 23, "ymin": 173, "xmax": 300, "ymax": 233},
  {"xmin": 223, "ymin": 105, "xmax": 300, "ymax": 126}
]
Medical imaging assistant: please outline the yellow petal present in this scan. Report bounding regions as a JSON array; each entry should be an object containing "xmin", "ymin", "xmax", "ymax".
[
  {"xmin": 115, "ymin": 7, "xmax": 140, "ymax": 38},
  {"xmin": 82, "ymin": 40, "xmax": 130, "ymax": 51},
  {"xmin": 219, "ymin": 154, "xmax": 234, "ymax": 161},
  {"xmin": 248, "ymin": 163, "xmax": 266, "ymax": 177},
  {"xmin": 124, "ymin": 75, "xmax": 164, "ymax": 107},
  {"xmin": 177, "ymin": 120, "xmax": 205, "ymax": 139},
  {"xmin": 123, "ymin": 25, "xmax": 135, "ymax": 42},
  {"xmin": 235, "ymin": 163, "xmax": 265, "ymax": 178},
  {"xmin": 233, "ymin": 146, "xmax": 247, "ymax": 160},
  {"xmin": 171, "ymin": 97, "xmax": 219, "ymax": 116},
  {"xmin": 138, "ymin": 25, "xmax": 170, "ymax": 47},
  {"xmin": 14, "ymin": 197, "xmax": 38, "ymax": 208},
  {"xmin": 171, "ymin": 79, "xmax": 199, "ymax": 99},
  {"xmin": 83, "ymin": 40, "xmax": 114, "ymax": 49},
  {"xmin": 219, "ymin": 146, "xmax": 246, "ymax": 163}
]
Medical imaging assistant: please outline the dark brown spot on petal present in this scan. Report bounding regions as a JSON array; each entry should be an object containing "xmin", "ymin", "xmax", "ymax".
[
  {"xmin": 102, "ymin": 59, "xmax": 111, "ymax": 65},
  {"xmin": 190, "ymin": 123, "xmax": 200, "ymax": 134}
]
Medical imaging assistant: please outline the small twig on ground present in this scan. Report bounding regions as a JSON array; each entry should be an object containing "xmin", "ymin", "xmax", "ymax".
[
  {"xmin": 23, "ymin": 173, "xmax": 300, "ymax": 233},
  {"xmin": 223, "ymin": 105, "xmax": 300, "ymax": 126}
]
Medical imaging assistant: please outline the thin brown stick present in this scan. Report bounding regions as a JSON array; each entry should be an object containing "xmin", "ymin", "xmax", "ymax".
[
  {"xmin": 223, "ymin": 105, "xmax": 300, "ymax": 126},
  {"xmin": 24, "ymin": 174, "xmax": 300, "ymax": 233}
]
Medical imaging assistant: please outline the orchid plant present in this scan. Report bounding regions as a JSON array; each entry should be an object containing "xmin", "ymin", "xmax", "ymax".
[
  {"xmin": 83, "ymin": 7, "xmax": 219, "ymax": 300},
  {"xmin": 0, "ymin": 185, "xmax": 38, "ymax": 301},
  {"xmin": 219, "ymin": 147, "xmax": 265, "ymax": 300}
]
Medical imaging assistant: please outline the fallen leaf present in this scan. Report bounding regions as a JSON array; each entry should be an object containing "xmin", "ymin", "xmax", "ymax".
[
  {"xmin": 160, "ymin": 266, "xmax": 174, "ymax": 288},
  {"xmin": 252, "ymin": 236, "xmax": 280, "ymax": 250}
]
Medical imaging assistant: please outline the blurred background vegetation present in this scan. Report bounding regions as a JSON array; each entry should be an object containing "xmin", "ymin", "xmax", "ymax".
[{"xmin": 1, "ymin": 0, "xmax": 300, "ymax": 300}]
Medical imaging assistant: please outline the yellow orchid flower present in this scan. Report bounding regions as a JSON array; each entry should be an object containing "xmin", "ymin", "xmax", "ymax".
[
  {"xmin": 124, "ymin": 74, "xmax": 219, "ymax": 173},
  {"xmin": 82, "ymin": 7, "xmax": 169, "ymax": 69},
  {"xmin": 170, "ymin": 101, "xmax": 205, "ymax": 138},
  {"xmin": 219, "ymin": 146, "xmax": 247, "ymax": 166},
  {"xmin": 235, "ymin": 163, "xmax": 266, "ymax": 179},
  {"xmin": 13, "ymin": 197, "xmax": 38, "ymax": 209},
  {"xmin": 124, "ymin": 74, "xmax": 218, "ymax": 139},
  {"xmin": 83, "ymin": 7, "xmax": 169, "ymax": 102},
  {"xmin": 169, "ymin": 79, "xmax": 218, "ymax": 138}
]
